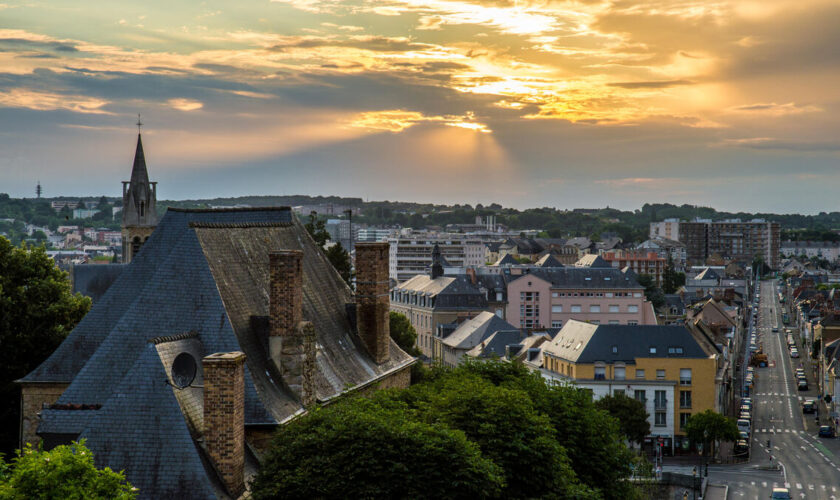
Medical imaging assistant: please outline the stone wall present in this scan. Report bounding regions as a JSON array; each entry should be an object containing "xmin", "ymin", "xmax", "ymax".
[
  {"xmin": 355, "ymin": 242, "xmax": 391, "ymax": 364},
  {"xmin": 19, "ymin": 383, "xmax": 68, "ymax": 448},
  {"xmin": 203, "ymin": 352, "xmax": 246, "ymax": 497}
]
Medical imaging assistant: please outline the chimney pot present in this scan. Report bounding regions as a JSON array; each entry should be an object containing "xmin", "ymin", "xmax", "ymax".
[{"xmin": 203, "ymin": 351, "xmax": 246, "ymax": 497}]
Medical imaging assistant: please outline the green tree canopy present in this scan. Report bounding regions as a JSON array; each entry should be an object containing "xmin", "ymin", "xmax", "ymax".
[
  {"xmin": 324, "ymin": 242, "xmax": 351, "ymax": 287},
  {"xmin": 389, "ymin": 311, "xmax": 420, "ymax": 356},
  {"xmin": 594, "ymin": 393, "xmax": 651, "ymax": 445},
  {"xmin": 0, "ymin": 238, "xmax": 91, "ymax": 454},
  {"xmin": 636, "ymin": 273, "xmax": 666, "ymax": 309},
  {"xmin": 304, "ymin": 212, "xmax": 330, "ymax": 247},
  {"xmin": 250, "ymin": 398, "xmax": 504, "ymax": 499},
  {"xmin": 684, "ymin": 410, "xmax": 739, "ymax": 458},
  {"xmin": 0, "ymin": 440, "xmax": 136, "ymax": 499}
]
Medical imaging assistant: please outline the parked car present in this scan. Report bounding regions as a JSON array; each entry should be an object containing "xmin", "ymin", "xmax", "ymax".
[
  {"xmin": 735, "ymin": 439, "xmax": 749, "ymax": 453},
  {"xmin": 803, "ymin": 401, "xmax": 816, "ymax": 413},
  {"xmin": 773, "ymin": 327, "xmax": 779, "ymax": 332},
  {"xmin": 737, "ymin": 418, "xmax": 751, "ymax": 434},
  {"xmin": 798, "ymin": 379, "xmax": 808, "ymax": 390},
  {"xmin": 791, "ymin": 349, "xmax": 800, "ymax": 358},
  {"xmin": 819, "ymin": 425, "xmax": 834, "ymax": 438}
]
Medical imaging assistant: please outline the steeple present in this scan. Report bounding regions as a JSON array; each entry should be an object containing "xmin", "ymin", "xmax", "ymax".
[
  {"xmin": 430, "ymin": 244, "xmax": 444, "ymax": 279},
  {"xmin": 122, "ymin": 123, "xmax": 158, "ymax": 264}
]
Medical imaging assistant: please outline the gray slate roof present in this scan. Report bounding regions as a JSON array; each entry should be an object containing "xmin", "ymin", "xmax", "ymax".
[
  {"xmin": 574, "ymin": 254, "xmax": 611, "ymax": 268},
  {"xmin": 543, "ymin": 320, "xmax": 709, "ymax": 364},
  {"xmin": 440, "ymin": 311, "xmax": 518, "ymax": 349},
  {"xmin": 509, "ymin": 267, "xmax": 642, "ymax": 289},
  {"xmin": 23, "ymin": 207, "xmax": 414, "ymax": 499},
  {"xmin": 71, "ymin": 264, "xmax": 126, "ymax": 303},
  {"xmin": 535, "ymin": 254, "xmax": 564, "ymax": 268}
]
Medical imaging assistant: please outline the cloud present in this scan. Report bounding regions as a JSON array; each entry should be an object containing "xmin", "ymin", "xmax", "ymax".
[
  {"xmin": 607, "ymin": 79, "xmax": 694, "ymax": 89},
  {"xmin": 168, "ymin": 98, "xmax": 203, "ymax": 111},
  {"xmin": 0, "ymin": 88, "xmax": 109, "ymax": 113},
  {"xmin": 720, "ymin": 137, "xmax": 840, "ymax": 152},
  {"xmin": 729, "ymin": 102, "xmax": 822, "ymax": 116},
  {"xmin": 348, "ymin": 109, "xmax": 490, "ymax": 133}
]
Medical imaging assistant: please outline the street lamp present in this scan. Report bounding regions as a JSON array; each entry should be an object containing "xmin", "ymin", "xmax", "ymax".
[{"xmin": 692, "ymin": 466, "xmax": 697, "ymax": 500}]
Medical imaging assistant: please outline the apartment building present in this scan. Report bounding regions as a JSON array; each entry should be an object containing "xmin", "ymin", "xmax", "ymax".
[
  {"xmin": 637, "ymin": 238, "xmax": 687, "ymax": 271},
  {"xmin": 602, "ymin": 251, "xmax": 667, "ymax": 285},
  {"xmin": 678, "ymin": 219, "xmax": 781, "ymax": 269},
  {"xmin": 537, "ymin": 320, "xmax": 720, "ymax": 453},
  {"xmin": 505, "ymin": 268, "xmax": 657, "ymax": 329},
  {"xmin": 649, "ymin": 219, "xmax": 681, "ymax": 241},
  {"xmin": 388, "ymin": 235, "xmax": 486, "ymax": 283},
  {"xmin": 781, "ymin": 241, "xmax": 840, "ymax": 262}
]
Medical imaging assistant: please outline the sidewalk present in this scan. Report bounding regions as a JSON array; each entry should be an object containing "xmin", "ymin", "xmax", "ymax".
[{"xmin": 704, "ymin": 483, "xmax": 728, "ymax": 500}]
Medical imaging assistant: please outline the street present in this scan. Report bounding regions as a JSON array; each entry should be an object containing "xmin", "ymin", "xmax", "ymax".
[{"xmin": 712, "ymin": 280, "xmax": 840, "ymax": 498}]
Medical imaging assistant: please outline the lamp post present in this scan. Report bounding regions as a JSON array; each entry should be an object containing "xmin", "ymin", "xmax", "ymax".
[{"xmin": 692, "ymin": 466, "xmax": 697, "ymax": 500}]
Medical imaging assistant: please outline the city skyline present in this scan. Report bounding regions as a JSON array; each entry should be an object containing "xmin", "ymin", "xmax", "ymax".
[{"xmin": 1, "ymin": 0, "xmax": 839, "ymax": 213}]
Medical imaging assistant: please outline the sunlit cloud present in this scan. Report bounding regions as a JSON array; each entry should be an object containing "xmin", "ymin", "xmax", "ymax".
[
  {"xmin": 0, "ymin": 89, "xmax": 110, "ymax": 113},
  {"xmin": 168, "ymin": 98, "xmax": 204, "ymax": 111},
  {"xmin": 349, "ymin": 109, "xmax": 491, "ymax": 133}
]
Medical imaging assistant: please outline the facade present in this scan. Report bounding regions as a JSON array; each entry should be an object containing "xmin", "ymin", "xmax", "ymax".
[
  {"xmin": 357, "ymin": 227, "xmax": 394, "ymax": 242},
  {"xmin": 637, "ymin": 238, "xmax": 687, "ymax": 271},
  {"xmin": 650, "ymin": 219, "xmax": 681, "ymax": 241},
  {"xmin": 679, "ymin": 219, "xmax": 781, "ymax": 269},
  {"xmin": 388, "ymin": 235, "xmax": 485, "ymax": 283},
  {"xmin": 121, "ymin": 133, "xmax": 158, "ymax": 263},
  {"xmin": 18, "ymin": 207, "xmax": 414, "ymax": 499},
  {"xmin": 782, "ymin": 241, "xmax": 840, "ymax": 262},
  {"xmin": 537, "ymin": 320, "xmax": 720, "ymax": 453},
  {"xmin": 505, "ymin": 268, "xmax": 657, "ymax": 330},
  {"xmin": 602, "ymin": 251, "xmax": 667, "ymax": 285}
]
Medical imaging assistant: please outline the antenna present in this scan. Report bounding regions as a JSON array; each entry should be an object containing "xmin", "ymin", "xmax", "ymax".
[
  {"xmin": 36, "ymin": 180, "xmax": 42, "ymax": 199},
  {"xmin": 170, "ymin": 352, "xmax": 197, "ymax": 389}
]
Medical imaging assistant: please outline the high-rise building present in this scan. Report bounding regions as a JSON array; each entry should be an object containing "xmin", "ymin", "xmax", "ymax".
[
  {"xmin": 649, "ymin": 218, "xmax": 681, "ymax": 241},
  {"xmin": 678, "ymin": 219, "xmax": 780, "ymax": 269}
]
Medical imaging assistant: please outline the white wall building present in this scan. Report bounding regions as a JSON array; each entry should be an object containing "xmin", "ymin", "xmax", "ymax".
[
  {"xmin": 388, "ymin": 235, "xmax": 486, "ymax": 283},
  {"xmin": 649, "ymin": 219, "xmax": 681, "ymax": 241}
]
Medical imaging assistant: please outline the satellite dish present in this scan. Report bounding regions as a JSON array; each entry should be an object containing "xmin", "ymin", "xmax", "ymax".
[{"xmin": 171, "ymin": 352, "xmax": 197, "ymax": 389}]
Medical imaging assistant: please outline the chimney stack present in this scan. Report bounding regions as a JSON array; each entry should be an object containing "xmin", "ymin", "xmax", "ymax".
[
  {"xmin": 203, "ymin": 352, "xmax": 246, "ymax": 498},
  {"xmin": 268, "ymin": 250, "xmax": 314, "ymax": 405},
  {"xmin": 355, "ymin": 242, "xmax": 391, "ymax": 364}
]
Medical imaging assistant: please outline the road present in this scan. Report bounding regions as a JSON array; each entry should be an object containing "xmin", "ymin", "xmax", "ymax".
[{"xmin": 714, "ymin": 280, "xmax": 840, "ymax": 498}]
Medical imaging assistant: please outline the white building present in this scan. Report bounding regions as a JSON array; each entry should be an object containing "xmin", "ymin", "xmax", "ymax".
[
  {"xmin": 649, "ymin": 219, "xmax": 681, "ymax": 241},
  {"xmin": 388, "ymin": 234, "xmax": 486, "ymax": 283}
]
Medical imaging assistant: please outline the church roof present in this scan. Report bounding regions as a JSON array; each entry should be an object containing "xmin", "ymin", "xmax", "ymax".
[
  {"xmin": 130, "ymin": 134, "xmax": 150, "ymax": 187},
  {"xmin": 23, "ymin": 207, "xmax": 414, "ymax": 499}
]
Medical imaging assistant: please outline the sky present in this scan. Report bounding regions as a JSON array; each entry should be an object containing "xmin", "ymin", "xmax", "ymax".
[{"xmin": 0, "ymin": 0, "xmax": 838, "ymax": 212}]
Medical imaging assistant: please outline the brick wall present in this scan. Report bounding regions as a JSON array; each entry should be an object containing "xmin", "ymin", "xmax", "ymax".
[
  {"xmin": 269, "ymin": 250, "xmax": 303, "ymax": 337},
  {"xmin": 355, "ymin": 242, "xmax": 391, "ymax": 364},
  {"xmin": 19, "ymin": 383, "xmax": 68, "ymax": 448},
  {"xmin": 203, "ymin": 352, "xmax": 246, "ymax": 497}
]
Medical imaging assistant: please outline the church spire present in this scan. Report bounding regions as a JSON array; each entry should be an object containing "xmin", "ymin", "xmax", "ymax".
[{"xmin": 129, "ymin": 133, "xmax": 150, "ymax": 186}]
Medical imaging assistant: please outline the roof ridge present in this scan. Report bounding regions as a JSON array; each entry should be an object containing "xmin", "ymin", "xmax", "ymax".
[
  {"xmin": 167, "ymin": 206, "xmax": 291, "ymax": 213},
  {"xmin": 151, "ymin": 330, "xmax": 199, "ymax": 345},
  {"xmin": 188, "ymin": 221, "xmax": 294, "ymax": 228}
]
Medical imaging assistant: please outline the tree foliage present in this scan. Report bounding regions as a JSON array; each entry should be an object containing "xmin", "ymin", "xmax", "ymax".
[
  {"xmin": 684, "ymin": 410, "xmax": 740, "ymax": 458},
  {"xmin": 389, "ymin": 312, "xmax": 421, "ymax": 356},
  {"xmin": 303, "ymin": 212, "xmax": 330, "ymax": 247},
  {"xmin": 0, "ymin": 238, "xmax": 91, "ymax": 454},
  {"xmin": 324, "ymin": 242, "xmax": 352, "ymax": 287},
  {"xmin": 636, "ymin": 273, "xmax": 666, "ymax": 309},
  {"xmin": 252, "ymin": 359, "xmax": 640, "ymax": 500},
  {"xmin": 0, "ymin": 440, "xmax": 136, "ymax": 499},
  {"xmin": 594, "ymin": 393, "xmax": 651, "ymax": 445}
]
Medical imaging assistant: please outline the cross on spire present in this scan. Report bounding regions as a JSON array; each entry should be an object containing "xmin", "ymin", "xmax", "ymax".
[{"xmin": 136, "ymin": 113, "xmax": 143, "ymax": 133}]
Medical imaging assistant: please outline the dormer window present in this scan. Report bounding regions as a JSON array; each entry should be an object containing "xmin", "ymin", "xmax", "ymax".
[
  {"xmin": 649, "ymin": 346, "xmax": 657, "ymax": 354},
  {"xmin": 611, "ymin": 345, "xmax": 618, "ymax": 354}
]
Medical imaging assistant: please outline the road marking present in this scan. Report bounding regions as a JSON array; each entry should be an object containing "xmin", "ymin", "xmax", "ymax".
[
  {"xmin": 797, "ymin": 482, "xmax": 803, "ymax": 489},
  {"xmin": 810, "ymin": 484, "xmax": 815, "ymax": 490}
]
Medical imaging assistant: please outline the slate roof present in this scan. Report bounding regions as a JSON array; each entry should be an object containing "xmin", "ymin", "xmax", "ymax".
[
  {"xmin": 71, "ymin": 264, "xmax": 126, "ymax": 303},
  {"xmin": 465, "ymin": 329, "xmax": 526, "ymax": 359},
  {"xmin": 695, "ymin": 268, "xmax": 721, "ymax": 281},
  {"xmin": 535, "ymin": 254, "xmax": 564, "ymax": 268},
  {"xmin": 542, "ymin": 320, "xmax": 709, "ymax": 364},
  {"xmin": 440, "ymin": 311, "xmax": 518, "ymax": 349},
  {"xmin": 23, "ymin": 207, "xmax": 414, "ymax": 499},
  {"xmin": 394, "ymin": 275, "xmax": 488, "ymax": 310},
  {"xmin": 574, "ymin": 254, "xmax": 611, "ymax": 268},
  {"xmin": 509, "ymin": 267, "xmax": 642, "ymax": 289},
  {"xmin": 492, "ymin": 253, "xmax": 520, "ymax": 266}
]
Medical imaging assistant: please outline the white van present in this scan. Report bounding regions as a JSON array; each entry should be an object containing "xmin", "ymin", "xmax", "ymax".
[{"xmin": 737, "ymin": 419, "xmax": 751, "ymax": 434}]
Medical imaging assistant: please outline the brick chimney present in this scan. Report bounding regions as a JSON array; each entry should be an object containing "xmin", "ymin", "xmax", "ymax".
[
  {"xmin": 355, "ymin": 242, "xmax": 390, "ymax": 364},
  {"xmin": 268, "ymin": 250, "xmax": 315, "ymax": 405},
  {"xmin": 466, "ymin": 267, "xmax": 477, "ymax": 286},
  {"xmin": 203, "ymin": 352, "xmax": 246, "ymax": 497}
]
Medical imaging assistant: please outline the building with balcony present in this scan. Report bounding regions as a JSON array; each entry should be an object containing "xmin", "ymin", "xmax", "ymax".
[
  {"xmin": 602, "ymin": 251, "xmax": 667, "ymax": 286},
  {"xmin": 678, "ymin": 219, "xmax": 781, "ymax": 269}
]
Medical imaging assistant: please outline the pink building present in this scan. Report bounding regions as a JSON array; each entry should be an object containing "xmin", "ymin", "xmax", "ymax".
[{"xmin": 506, "ymin": 268, "xmax": 657, "ymax": 329}]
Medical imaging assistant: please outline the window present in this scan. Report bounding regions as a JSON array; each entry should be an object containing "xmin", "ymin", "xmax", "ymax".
[
  {"xmin": 551, "ymin": 305, "xmax": 563, "ymax": 313},
  {"xmin": 655, "ymin": 411, "xmax": 667, "ymax": 427},
  {"xmin": 680, "ymin": 390, "xmax": 692, "ymax": 409},
  {"xmin": 139, "ymin": 201, "xmax": 145, "ymax": 217},
  {"xmin": 590, "ymin": 305, "xmax": 601, "ymax": 313},
  {"xmin": 609, "ymin": 305, "xmax": 620, "ymax": 313},
  {"xmin": 668, "ymin": 347, "xmax": 684, "ymax": 355},
  {"xmin": 628, "ymin": 305, "xmax": 639, "ymax": 313},
  {"xmin": 609, "ymin": 320, "xmax": 619, "ymax": 325},
  {"xmin": 590, "ymin": 320, "xmax": 600, "ymax": 325},
  {"xmin": 552, "ymin": 292, "xmax": 559, "ymax": 298},
  {"xmin": 656, "ymin": 369, "xmax": 666, "ymax": 380},
  {"xmin": 628, "ymin": 320, "xmax": 638, "ymax": 326},
  {"xmin": 649, "ymin": 346, "xmax": 657, "ymax": 354},
  {"xmin": 605, "ymin": 292, "xmax": 613, "ymax": 298},
  {"xmin": 634, "ymin": 390, "xmax": 646, "ymax": 403},
  {"xmin": 634, "ymin": 292, "xmax": 643, "ymax": 298},
  {"xmin": 680, "ymin": 369, "xmax": 692, "ymax": 385},
  {"xmin": 636, "ymin": 369, "xmax": 645, "ymax": 379},
  {"xmin": 551, "ymin": 321, "xmax": 563, "ymax": 328},
  {"xmin": 614, "ymin": 366, "xmax": 625, "ymax": 380},
  {"xmin": 680, "ymin": 412, "xmax": 691, "ymax": 429},
  {"xmin": 571, "ymin": 305, "xmax": 582, "ymax": 313},
  {"xmin": 654, "ymin": 390, "xmax": 667, "ymax": 409},
  {"xmin": 613, "ymin": 389, "xmax": 625, "ymax": 396},
  {"xmin": 594, "ymin": 366, "xmax": 606, "ymax": 380},
  {"xmin": 611, "ymin": 345, "xmax": 618, "ymax": 354}
]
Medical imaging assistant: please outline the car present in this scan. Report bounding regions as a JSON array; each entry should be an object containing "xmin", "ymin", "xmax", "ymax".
[
  {"xmin": 773, "ymin": 327, "xmax": 779, "ymax": 332},
  {"xmin": 791, "ymin": 349, "xmax": 800, "ymax": 358},
  {"xmin": 803, "ymin": 401, "xmax": 816, "ymax": 413},
  {"xmin": 819, "ymin": 425, "xmax": 834, "ymax": 438},
  {"xmin": 771, "ymin": 487, "xmax": 792, "ymax": 499},
  {"xmin": 735, "ymin": 439, "xmax": 749, "ymax": 453},
  {"xmin": 739, "ymin": 430, "xmax": 749, "ymax": 440},
  {"xmin": 798, "ymin": 379, "xmax": 808, "ymax": 390},
  {"xmin": 740, "ymin": 412, "xmax": 752, "ymax": 421},
  {"xmin": 737, "ymin": 418, "xmax": 751, "ymax": 434}
]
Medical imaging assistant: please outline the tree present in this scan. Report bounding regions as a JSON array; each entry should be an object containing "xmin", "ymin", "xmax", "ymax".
[
  {"xmin": 303, "ymin": 212, "xmax": 330, "ymax": 247},
  {"xmin": 389, "ymin": 312, "xmax": 421, "ymax": 356},
  {"xmin": 684, "ymin": 410, "xmax": 739, "ymax": 459},
  {"xmin": 324, "ymin": 242, "xmax": 351, "ymax": 287},
  {"xmin": 0, "ymin": 238, "xmax": 91, "ymax": 455},
  {"xmin": 636, "ymin": 273, "xmax": 666, "ymax": 309},
  {"xmin": 595, "ymin": 393, "xmax": 651, "ymax": 445},
  {"xmin": 250, "ymin": 398, "xmax": 504, "ymax": 499},
  {"xmin": 0, "ymin": 440, "xmax": 136, "ymax": 499},
  {"xmin": 662, "ymin": 256, "xmax": 685, "ymax": 294}
]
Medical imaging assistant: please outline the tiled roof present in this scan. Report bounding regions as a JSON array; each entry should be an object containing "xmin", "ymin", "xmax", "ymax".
[
  {"xmin": 574, "ymin": 254, "xmax": 610, "ymax": 268},
  {"xmin": 509, "ymin": 267, "xmax": 642, "ymax": 289}
]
